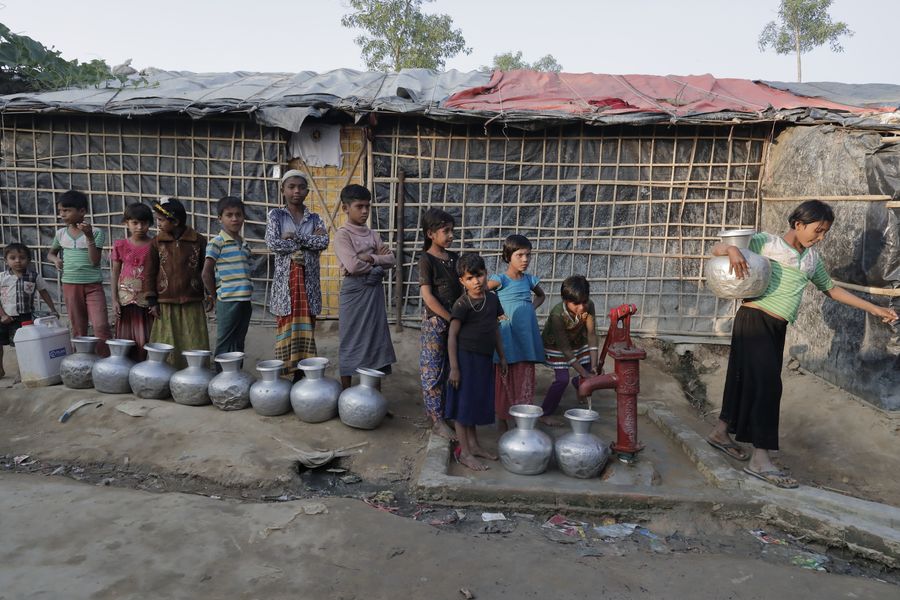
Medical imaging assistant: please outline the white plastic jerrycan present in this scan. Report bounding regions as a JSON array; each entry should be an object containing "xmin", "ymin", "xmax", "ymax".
[{"xmin": 13, "ymin": 316, "xmax": 72, "ymax": 387}]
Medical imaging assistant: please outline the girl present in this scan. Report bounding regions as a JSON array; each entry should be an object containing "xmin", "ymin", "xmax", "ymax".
[
  {"xmin": 487, "ymin": 234, "xmax": 545, "ymax": 432},
  {"xmin": 540, "ymin": 275, "xmax": 600, "ymax": 423},
  {"xmin": 111, "ymin": 203, "xmax": 154, "ymax": 362},
  {"xmin": 146, "ymin": 197, "xmax": 209, "ymax": 369},
  {"xmin": 418, "ymin": 208, "xmax": 461, "ymax": 441},
  {"xmin": 707, "ymin": 200, "xmax": 898, "ymax": 489},
  {"xmin": 265, "ymin": 170, "xmax": 328, "ymax": 380},
  {"xmin": 447, "ymin": 252, "xmax": 508, "ymax": 471}
]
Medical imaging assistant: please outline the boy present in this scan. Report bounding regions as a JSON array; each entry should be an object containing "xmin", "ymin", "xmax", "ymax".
[
  {"xmin": 47, "ymin": 190, "xmax": 111, "ymax": 357},
  {"xmin": 333, "ymin": 184, "xmax": 396, "ymax": 390},
  {"xmin": 202, "ymin": 196, "xmax": 253, "ymax": 358},
  {"xmin": 0, "ymin": 243, "xmax": 59, "ymax": 378}
]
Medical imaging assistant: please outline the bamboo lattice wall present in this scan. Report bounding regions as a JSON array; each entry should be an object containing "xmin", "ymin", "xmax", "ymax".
[
  {"xmin": 0, "ymin": 115, "xmax": 364, "ymax": 323},
  {"xmin": 369, "ymin": 119, "xmax": 768, "ymax": 336}
]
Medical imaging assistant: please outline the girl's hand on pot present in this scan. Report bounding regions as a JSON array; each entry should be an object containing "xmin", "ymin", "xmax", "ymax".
[{"xmin": 727, "ymin": 246, "xmax": 748, "ymax": 279}]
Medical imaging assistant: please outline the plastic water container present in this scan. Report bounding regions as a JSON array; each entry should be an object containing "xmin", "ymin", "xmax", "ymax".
[{"xmin": 13, "ymin": 316, "xmax": 72, "ymax": 387}]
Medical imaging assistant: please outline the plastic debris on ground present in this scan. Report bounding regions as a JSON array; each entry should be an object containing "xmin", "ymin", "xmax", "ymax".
[
  {"xmin": 750, "ymin": 529, "xmax": 788, "ymax": 545},
  {"xmin": 635, "ymin": 526, "xmax": 669, "ymax": 553},
  {"xmin": 481, "ymin": 512, "xmax": 506, "ymax": 522},
  {"xmin": 761, "ymin": 544, "xmax": 830, "ymax": 571},
  {"xmin": 593, "ymin": 523, "xmax": 638, "ymax": 539},
  {"xmin": 542, "ymin": 514, "xmax": 588, "ymax": 539}
]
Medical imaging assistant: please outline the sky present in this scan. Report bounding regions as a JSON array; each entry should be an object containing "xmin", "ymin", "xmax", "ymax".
[{"xmin": 1, "ymin": 0, "xmax": 894, "ymax": 83}]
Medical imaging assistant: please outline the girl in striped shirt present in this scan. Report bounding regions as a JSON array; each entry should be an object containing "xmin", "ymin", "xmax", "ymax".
[{"xmin": 707, "ymin": 200, "xmax": 897, "ymax": 489}]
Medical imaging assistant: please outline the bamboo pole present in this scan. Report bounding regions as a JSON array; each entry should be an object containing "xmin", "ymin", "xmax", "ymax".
[
  {"xmin": 395, "ymin": 169, "xmax": 406, "ymax": 332},
  {"xmin": 833, "ymin": 281, "xmax": 900, "ymax": 298},
  {"xmin": 763, "ymin": 195, "xmax": 891, "ymax": 202}
]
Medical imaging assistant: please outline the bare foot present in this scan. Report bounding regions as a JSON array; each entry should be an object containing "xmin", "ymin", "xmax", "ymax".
[
  {"xmin": 470, "ymin": 445, "xmax": 498, "ymax": 461},
  {"xmin": 456, "ymin": 451, "xmax": 488, "ymax": 471},
  {"xmin": 431, "ymin": 420, "xmax": 457, "ymax": 442},
  {"xmin": 539, "ymin": 415, "xmax": 565, "ymax": 427}
]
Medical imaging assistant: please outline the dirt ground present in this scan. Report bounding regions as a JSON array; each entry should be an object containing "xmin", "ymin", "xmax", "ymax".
[
  {"xmin": 1, "ymin": 324, "xmax": 899, "ymax": 594},
  {"xmin": 1, "ymin": 323, "xmax": 898, "ymax": 504},
  {"xmin": 1, "ymin": 473, "xmax": 896, "ymax": 600}
]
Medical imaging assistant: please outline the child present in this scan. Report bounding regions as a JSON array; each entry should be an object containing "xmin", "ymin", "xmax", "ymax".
[
  {"xmin": 540, "ymin": 275, "xmax": 600, "ymax": 423},
  {"xmin": 447, "ymin": 252, "xmax": 508, "ymax": 471},
  {"xmin": 333, "ymin": 184, "xmax": 396, "ymax": 390},
  {"xmin": 265, "ymin": 170, "xmax": 329, "ymax": 380},
  {"xmin": 487, "ymin": 234, "xmax": 545, "ymax": 432},
  {"xmin": 146, "ymin": 197, "xmax": 209, "ymax": 369},
  {"xmin": 48, "ymin": 190, "xmax": 111, "ymax": 357},
  {"xmin": 110, "ymin": 203, "xmax": 155, "ymax": 362},
  {"xmin": 417, "ymin": 208, "xmax": 462, "ymax": 441},
  {"xmin": 707, "ymin": 200, "xmax": 898, "ymax": 489},
  {"xmin": 0, "ymin": 243, "xmax": 58, "ymax": 378},
  {"xmin": 203, "ymin": 196, "xmax": 253, "ymax": 359}
]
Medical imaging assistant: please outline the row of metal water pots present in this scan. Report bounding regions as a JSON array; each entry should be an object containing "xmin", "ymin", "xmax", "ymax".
[
  {"xmin": 59, "ymin": 337, "xmax": 389, "ymax": 429},
  {"xmin": 498, "ymin": 405, "xmax": 611, "ymax": 479}
]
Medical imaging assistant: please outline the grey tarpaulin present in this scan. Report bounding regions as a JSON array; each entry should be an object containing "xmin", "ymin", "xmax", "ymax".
[{"xmin": 761, "ymin": 81, "xmax": 900, "ymax": 110}]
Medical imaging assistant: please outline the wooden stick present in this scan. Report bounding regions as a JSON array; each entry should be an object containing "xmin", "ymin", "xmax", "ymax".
[
  {"xmin": 763, "ymin": 195, "xmax": 891, "ymax": 202},
  {"xmin": 833, "ymin": 280, "xmax": 900, "ymax": 297},
  {"xmin": 886, "ymin": 201, "xmax": 900, "ymax": 209},
  {"xmin": 395, "ymin": 170, "xmax": 405, "ymax": 332}
]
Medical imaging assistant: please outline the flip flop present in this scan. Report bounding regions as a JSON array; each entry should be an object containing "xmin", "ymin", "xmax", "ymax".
[
  {"xmin": 743, "ymin": 467, "xmax": 799, "ymax": 489},
  {"xmin": 706, "ymin": 438, "xmax": 750, "ymax": 461}
]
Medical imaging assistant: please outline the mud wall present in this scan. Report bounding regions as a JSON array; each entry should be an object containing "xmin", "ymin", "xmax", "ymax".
[{"xmin": 761, "ymin": 125, "xmax": 899, "ymax": 410}]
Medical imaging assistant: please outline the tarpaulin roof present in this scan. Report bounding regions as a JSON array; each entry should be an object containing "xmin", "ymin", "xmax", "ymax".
[
  {"xmin": 1, "ymin": 68, "xmax": 896, "ymax": 131},
  {"xmin": 760, "ymin": 80, "xmax": 900, "ymax": 110},
  {"xmin": 444, "ymin": 71, "xmax": 889, "ymax": 122}
]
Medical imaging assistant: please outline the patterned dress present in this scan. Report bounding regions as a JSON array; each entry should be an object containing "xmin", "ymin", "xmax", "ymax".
[{"xmin": 111, "ymin": 238, "xmax": 154, "ymax": 361}]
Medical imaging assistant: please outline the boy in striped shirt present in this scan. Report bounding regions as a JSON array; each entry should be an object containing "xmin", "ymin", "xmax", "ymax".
[{"xmin": 202, "ymin": 196, "xmax": 253, "ymax": 358}]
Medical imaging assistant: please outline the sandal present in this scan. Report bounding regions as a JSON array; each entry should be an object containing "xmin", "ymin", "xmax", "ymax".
[
  {"xmin": 743, "ymin": 467, "xmax": 799, "ymax": 489},
  {"xmin": 706, "ymin": 438, "xmax": 750, "ymax": 461}
]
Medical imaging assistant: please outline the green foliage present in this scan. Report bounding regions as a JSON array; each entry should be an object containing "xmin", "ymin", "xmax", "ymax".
[
  {"xmin": 758, "ymin": 0, "xmax": 853, "ymax": 81},
  {"xmin": 341, "ymin": 0, "xmax": 471, "ymax": 71},
  {"xmin": 0, "ymin": 22, "xmax": 134, "ymax": 92},
  {"xmin": 482, "ymin": 51, "xmax": 563, "ymax": 73}
]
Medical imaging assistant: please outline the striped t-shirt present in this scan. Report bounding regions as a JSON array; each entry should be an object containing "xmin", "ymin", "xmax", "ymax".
[
  {"xmin": 51, "ymin": 227, "xmax": 105, "ymax": 284},
  {"xmin": 748, "ymin": 232, "xmax": 834, "ymax": 323},
  {"xmin": 206, "ymin": 230, "xmax": 253, "ymax": 301}
]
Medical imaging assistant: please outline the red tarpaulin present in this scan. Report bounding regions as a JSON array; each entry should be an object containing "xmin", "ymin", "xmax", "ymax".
[{"xmin": 444, "ymin": 71, "xmax": 875, "ymax": 117}]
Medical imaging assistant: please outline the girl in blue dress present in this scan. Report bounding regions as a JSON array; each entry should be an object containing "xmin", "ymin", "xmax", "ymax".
[{"xmin": 487, "ymin": 234, "xmax": 546, "ymax": 432}]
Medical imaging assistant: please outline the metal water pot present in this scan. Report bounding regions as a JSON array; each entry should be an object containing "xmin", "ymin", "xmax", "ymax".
[
  {"xmin": 338, "ymin": 368, "xmax": 388, "ymax": 429},
  {"xmin": 249, "ymin": 360, "xmax": 292, "ymax": 416},
  {"xmin": 208, "ymin": 352, "xmax": 254, "ymax": 411},
  {"xmin": 554, "ymin": 408, "xmax": 610, "ymax": 478},
  {"xmin": 91, "ymin": 339, "xmax": 136, "ymax": 394},
  {"xmin": 291, "ymin": 357, "xmax": 342, "ymax": 423},
  {"xmin": 128, "ymin": 343, "xmax": 176, "ymax": 399},
  {"xmin": 704, "ymin": 229, "xmax": 771, "ymax": 299},
  {"xmin": 60, "ymin": 336, "xmax": 101, "ymax": 389},
  {"xmin": 498, "ymin": 404, "xmax": 554, "ymax": 475},
  {"xmin": 170, "ymin": 350, "xmax": 214, "ymax": 406}
]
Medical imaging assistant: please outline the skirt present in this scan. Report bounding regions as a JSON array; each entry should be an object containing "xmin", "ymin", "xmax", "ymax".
[
  {"xmin": 420, "ymin": 316, "xmax": 450, "ymax": 420},
  {"xmin": 444, "ymin": 350, "xmax": 495, "ymax": 427},
  {"xmin": 338, "ymin": 275, "xmax": 396, "ymax": 377},
  {"xmin": 719, "ymin": 305, "xmax": 787, "ymax": 451},
  {"xmin": 275, "ymin": 263, "xmax": 317, "ymax": 376},
  {"xmin": 150, "ymin": 301, "xmax": 210, "ymax": 370},
  {"xmin": 116, "ymin": 304, "xmax": 154, "ymax": 362},
  {"xmin": 494, "ymin": 362, "xmax": 536, "ymax": 420}
]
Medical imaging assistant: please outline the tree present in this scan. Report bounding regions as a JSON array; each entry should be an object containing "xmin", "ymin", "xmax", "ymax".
[
  {"xmin": 482, "ymin": 51, "xmax": 563, "ymax": 73},
  {"xmin": 758, "ymin": 0, "xmax": 853, "ymax": 82},
  {"xmin": 0, "ymin": 23, "xmax": 116, "ymax": 92},
  {"xmin": 341, "ymin": 0, "xmax": 471, "ymax": 71}
]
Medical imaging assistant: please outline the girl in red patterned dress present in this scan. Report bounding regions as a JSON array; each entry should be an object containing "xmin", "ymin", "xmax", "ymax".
[{"xmin": 110, "ymin": 203, "xmax": 155, "ymax": 361}]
